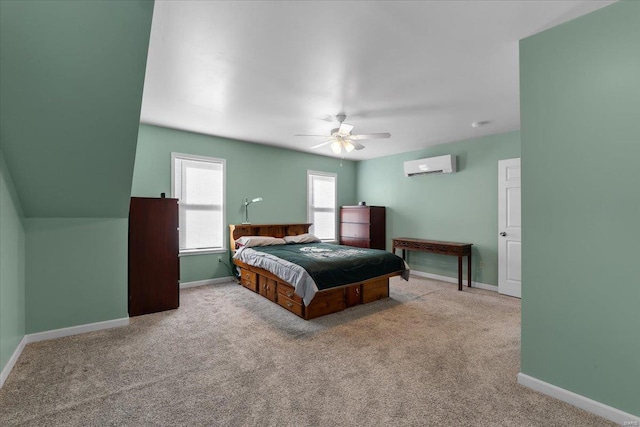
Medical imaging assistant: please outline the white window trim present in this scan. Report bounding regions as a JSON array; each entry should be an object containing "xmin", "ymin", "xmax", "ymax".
[
  {"xmin": 178, "ymin": 248, "xmax": 227, "ymax": 257},
  {"xmin": 307, "ymin": 170, "xmax": 337, "ymax": 243},
  {"xmin": 171, "ymin": 152, "xmax": 227, "ymax": 256}
]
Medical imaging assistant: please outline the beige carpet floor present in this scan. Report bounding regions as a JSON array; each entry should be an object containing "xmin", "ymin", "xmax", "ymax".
[{"xmin": 0, "ymin": 276, "xmax": 612, "ymax": 426}]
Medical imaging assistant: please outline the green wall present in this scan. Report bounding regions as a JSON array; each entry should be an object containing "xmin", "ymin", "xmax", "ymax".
[
  {"xmin": 520, "ymin": 1, "xmax": 640, "ymax": 416},
  {"xmin": 0, "ymin": 152, "xmax": 26, "ymax": 373},
  {"xmin": 0, "ymin": 0, "xmax": 154, "ymax": 218},
  {"xmin": 0, "ymin": 1, "xmax": 154, "ymax": 338},
  {"xmin": 133, "ymin": 127, "xmax": 520, "ymax": 287},
  {"xmin": 25, "ymin": 219, "xmax": 128, "ymax": 334},
  {"xmin": 132, "ymin": 124, "xmax": 357, "ymax": 283},
  {"xmin": 356, "ymin": 131, "xmax": 520, "ymax": 286}
]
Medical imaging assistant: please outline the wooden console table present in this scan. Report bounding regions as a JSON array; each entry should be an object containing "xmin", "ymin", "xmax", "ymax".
[{"xmin": 392, "ymin": 238, "xmax": 473, "ymax": 291}]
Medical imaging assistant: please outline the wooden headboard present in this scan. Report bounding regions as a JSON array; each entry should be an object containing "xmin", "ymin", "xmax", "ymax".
[{"xmin": 228, "ymin": 223, "xmax": 312, "ymax": 252}]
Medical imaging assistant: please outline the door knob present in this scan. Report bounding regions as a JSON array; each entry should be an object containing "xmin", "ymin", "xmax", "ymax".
[{"xmin": 500, "ymin": 232, "xmax": 507, "ymax": 237}]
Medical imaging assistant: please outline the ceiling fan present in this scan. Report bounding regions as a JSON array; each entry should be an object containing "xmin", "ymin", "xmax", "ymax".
[{"xmin": 294, "ymin": 114, "xmax": 391, "ymax": 154}]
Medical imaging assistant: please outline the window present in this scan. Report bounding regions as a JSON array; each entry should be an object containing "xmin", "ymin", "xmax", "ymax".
[
  {"xmin": 307, "ymin": 171, "xmax": 337, "ymax": 241},
  {"xmin": 172, "ymin": 153, "xmax": 226, "ymax": 254}
]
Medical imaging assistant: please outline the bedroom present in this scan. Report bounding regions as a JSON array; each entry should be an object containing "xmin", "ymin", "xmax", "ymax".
[{"xmin": 0, "ymin": 0, "xmax": 638, "ymax": 425}]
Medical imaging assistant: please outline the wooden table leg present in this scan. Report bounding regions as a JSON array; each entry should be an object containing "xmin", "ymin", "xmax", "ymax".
[
  {"xmin": 457, "ymin": 256, "xmax": 462, "ymax": 291},
  {"xmin": 467, "ymin": 252, "xmax": 472, "ymax": 288}
]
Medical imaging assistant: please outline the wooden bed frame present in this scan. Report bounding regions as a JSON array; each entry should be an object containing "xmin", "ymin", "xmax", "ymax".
[{"xmin": 229, "ymin": 223, "xmax": 401, "ymax": 320}]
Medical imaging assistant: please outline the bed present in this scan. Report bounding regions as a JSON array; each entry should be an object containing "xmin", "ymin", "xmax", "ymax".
[{"xmin": 229, "ymin": 223, "xmax": 409, "ymax": 320}]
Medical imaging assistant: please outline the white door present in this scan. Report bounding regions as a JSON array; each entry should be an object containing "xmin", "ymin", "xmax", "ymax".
[{"xmin": 498, "ymin": 158, "xmax": 521, "ymax": 298}]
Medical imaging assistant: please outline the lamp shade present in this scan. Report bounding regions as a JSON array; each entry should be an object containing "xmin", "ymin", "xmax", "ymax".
[
  {"xmin": 330, "ymin": 141, "xmax": 342, "ymax": 154},
  {"xmin": 344, "ymin": 141, "xmax": 354, "ymax": 153}
]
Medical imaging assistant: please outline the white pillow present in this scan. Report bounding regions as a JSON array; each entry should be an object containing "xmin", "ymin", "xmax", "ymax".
[
  {"xmin": 283, "ymin": 233, "xmax": 322, "ymax": 244},
  {"xmin": 235, "ymin": 236, "xmax": 286, "ymax": 248}
]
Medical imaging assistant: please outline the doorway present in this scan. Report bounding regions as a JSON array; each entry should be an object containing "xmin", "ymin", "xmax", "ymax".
[{"xmin": 498, "ymin": 158, "xmax": 521, "ymax": 298}]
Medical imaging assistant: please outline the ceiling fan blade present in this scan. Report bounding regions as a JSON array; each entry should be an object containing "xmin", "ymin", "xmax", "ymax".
[
  {"xmin": 310, "ymin": 140, "xmax": 333, "ymax": 149},
  {"xmin": 349, "ymin": 132, "xmax": 391, "ymax": 140},
  {"xmin": 338, "ymin": 123, "xmax": 354, "ymax": 135},
  {"xmin": 351, "ymin": 141, "xmax": 365, "ymax": 150},
  {"xmin": 294, "ymin": 134, "xmax": 329, "ymax": 137}
]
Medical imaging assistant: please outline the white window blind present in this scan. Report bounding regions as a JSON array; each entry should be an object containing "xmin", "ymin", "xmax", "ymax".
[
  {"xmin": 307, "ymin": 171, "xmax": 337, "ymax": 241},
  {"xmin": 172, "ymin": 154, "xmax": 226, "ymax": 253}
]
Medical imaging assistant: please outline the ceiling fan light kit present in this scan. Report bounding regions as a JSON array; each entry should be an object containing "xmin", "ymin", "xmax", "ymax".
[
  {"xmin": 295, "ymin": 114, "xmax": 391, "ymax": 155},
  {"xmin": 331, "ymin": 141, "xmax": 342, "ymax": 154},
  {"xmin": 330, "ymin": 139, "xmax": 356, "ymax": 154},
  {"xmin": 344, "ymin": 141, "xmax": 355, "ymax": 153}
]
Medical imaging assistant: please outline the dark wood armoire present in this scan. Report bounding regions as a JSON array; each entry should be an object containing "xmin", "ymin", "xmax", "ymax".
[
  {"xmin": 128, "ymin": 197, "xmax": 180, "ymax": 316},
  {"xmin": 339, "ymin": 205, "xmax": 386, "ymax": 250}
]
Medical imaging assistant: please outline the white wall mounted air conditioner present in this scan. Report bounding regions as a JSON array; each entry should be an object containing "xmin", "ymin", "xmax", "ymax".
[{"xmin": 403, "ymin": 154, "xmax": 456, "ymax": 176}]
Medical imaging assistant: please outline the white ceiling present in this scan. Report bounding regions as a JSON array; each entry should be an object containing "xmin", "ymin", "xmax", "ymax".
[{"xmin": 140, "ymin": 0, "xmax": 614, "ymax": 160}]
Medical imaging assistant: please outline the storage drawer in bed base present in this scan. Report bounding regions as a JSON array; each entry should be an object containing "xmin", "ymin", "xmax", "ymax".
[
  {"xmin": 235, "ymin": 263, "xmax": 393, "ymax": 320},
  {"xmin": 240, "ymin": 269, "xmax": 258, "ymax": 292},
  {"xmin": 276, "ymin": 282, "xmax": 303, "ymax": 304},
  {"xmin": 276, "ymin": 294, "xmax": 304, "ymax": 317}
]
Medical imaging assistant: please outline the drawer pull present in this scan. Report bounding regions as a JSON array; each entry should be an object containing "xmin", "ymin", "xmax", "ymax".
[
  {"xmin": 355, "ymin": 288, "xmax": 360, "ymax": 295},
  {"xmin": 286, "ymin": 301, "xmax": 293, "ymax": 308},
  {"xmin": 286, "ymin": 291, "xmax": 294, "ymax": 298}
]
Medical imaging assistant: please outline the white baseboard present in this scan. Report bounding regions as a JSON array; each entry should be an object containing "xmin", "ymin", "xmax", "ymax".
[
  {"xmin": 0, "ymin": 336, "xmax": 28, "ymax": 389},
  {"xmin": 1, "ymin": 317, "xmax": 129, "ymax": 390},
  {"xmin": 25, "ymin": 317, "xmax": 129, "ymax": 344},
  {"xmin": 180, "ymin": 276, "xmax": 235, "ymax": 289},
  {"xmin": 410, "ymin": 270, "xmax": 498, "ymax": 292},
  {"xmin": 1, "ymin": 279, "xmax": 236, "ymax": 388},
  {"xmin": 518, "ymin": 373, "xmax": 640, "ymax": 425}
]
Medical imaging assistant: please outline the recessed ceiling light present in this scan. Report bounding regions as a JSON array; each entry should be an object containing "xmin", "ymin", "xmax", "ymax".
[{"xmin": 472, "ymin": 120, "xmax": 491, "ymax": 128}]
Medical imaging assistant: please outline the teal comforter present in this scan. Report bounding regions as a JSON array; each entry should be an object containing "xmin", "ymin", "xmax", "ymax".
[{"xmin": 251, "ymin": 243, "xmax": 406, "ymax": 291}]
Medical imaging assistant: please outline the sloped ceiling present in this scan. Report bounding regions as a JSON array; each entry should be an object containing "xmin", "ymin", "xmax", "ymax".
[{"xmin": 0, "ymin": 1, "xmax": 154, "ymax": 218}]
